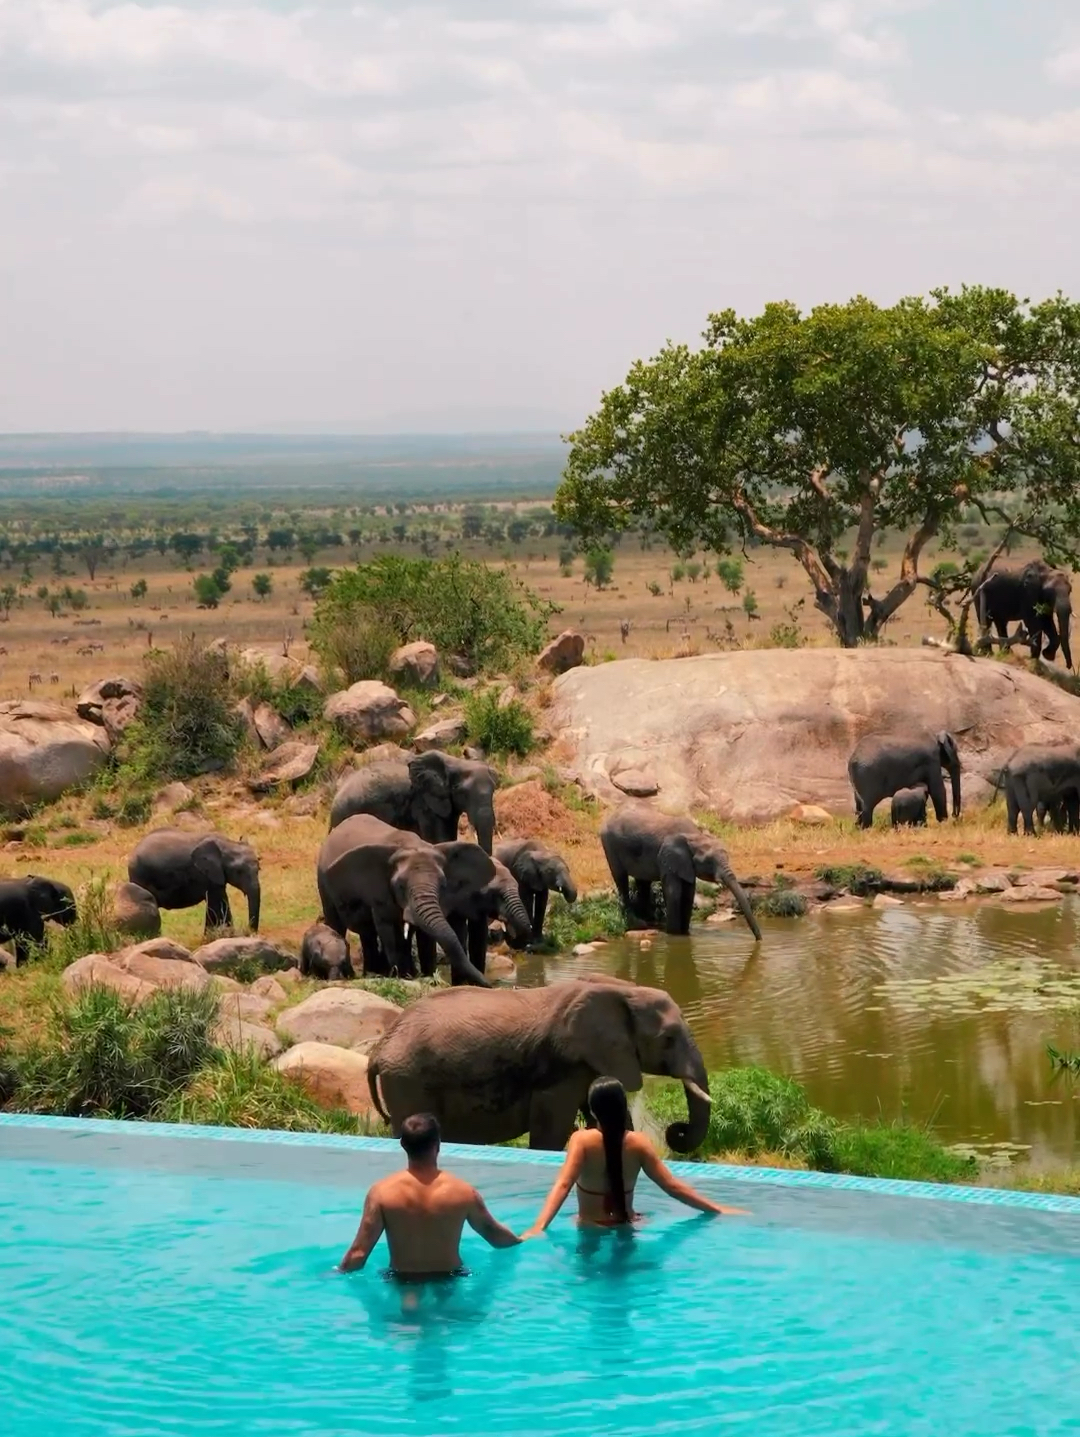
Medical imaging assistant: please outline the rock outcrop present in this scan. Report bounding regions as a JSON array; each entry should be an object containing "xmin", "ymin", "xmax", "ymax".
[
  {"xmin": 273, "ymin": 1042, "xmax": 379, "ymax": 1118},
  {"xmin": 389, "ymin": 641, "xmax": 439, "ymax": 688},
  {"xmin": 191, "ymin": 936, "xmax": 297, "ymax": 976},
  {"xmin": 0, "ymin": 701, "xmax": 110, "ymax": 813},
  {"xmin": 549, "ymin": 649, "xmax": 1080, "ymax": 822},
  {"xmin": 111, "ymin": 881, "xmax": 162, "ymax": 939},
  {"xmin": 412, "ymin": 716, "xmax": 467, "ymax": 752},
  {"xmin": 276, "ymin": 988, "xmax": 402, "ymax": 1053},
  {"xmin": 323, "ymin": 682, "xmax": 416, "ymax": 741},
  {"xmin": 537, "ymin": 630, "xmax": 586, "ymax": 675},
  {"xmin": 62, "ymin": 953, "xmax": 156, "ymax": 1003},
  {"xmin": 248, "ymin": 740, "xmax": 319, "ymax": 794}
]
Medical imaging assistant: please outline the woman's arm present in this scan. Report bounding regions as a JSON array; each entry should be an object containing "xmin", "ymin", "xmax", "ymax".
[
  {"xmin": 638, "ymin": 1140, "xmax": 748, "ymax": 1216},
  {"xmin": 522, "ymin": 1134, "xmax": 586, "ymax": 1237}
]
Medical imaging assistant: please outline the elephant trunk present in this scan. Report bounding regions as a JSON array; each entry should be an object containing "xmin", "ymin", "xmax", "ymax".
[
  {"xmin": 498, "ymin": 877, "xmax": 533, "ymax": 950},
  {"xmin": 246, "ymin": 879, "xmax": 261, "ymax": 933},
  {"xmin": 1058, "ymin": 599, "xmax": 1073, "ymax": 670},
  {"xmin": 557, "ymin": 865, "xmax": 578, "ymax": 905},
  {"xmin": 948, "ymin": 759, "xmax": 962, "ymax": 821},
  {"xmin": 718, "ymin": 863, "xmax": 762, "ymax": 942},
  {"xmin": 664, "ymin": 1044, "xmax": 712, "ymax": 1155},
  {"xmin": 472, "ymin": 805, "xmax": 495, "ymax": 855},
  {"xmin": 410, "ymin": 890, "xmax": 491, "ymax": 987}
]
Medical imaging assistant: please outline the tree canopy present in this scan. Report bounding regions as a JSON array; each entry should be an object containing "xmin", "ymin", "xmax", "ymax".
[{"xmin": 556, "ymin": 288, "xmax": 1080, "ymax": 646}]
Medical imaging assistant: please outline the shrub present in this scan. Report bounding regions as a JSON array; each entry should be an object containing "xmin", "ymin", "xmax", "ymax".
[
  {"xmin": 236, "ymin": 660, "xmax": 323, "ymax": 728},
  {"xmin": 119, "ymin": 637, "xmax": 244, "ymax": 783},
  {"xmin": 816, "ymin": 862, "xmax": 883, "ymax": 895},
  {"xmin": 584, "ymin": 546, "xmax": 614, "ymax": 588},
  {"xmin": 752, "ymin": 885, "xmax": 808, "ymax": 918},
  {"xmin": 14, "ymin": 984, "xmax": 221, "ymax": 1118},
  {"xmin": 116, "ymin": 792, "xmax": 152, "ymax": 827},
  {"xmin": 832, "ymin": 1118, "xmax": 976, "ymax": 1183},
  {"xmin": 311, "ymin": 554, "xmax": 555, "ymax": 679},
  {"xmin": 192, "ymin": 574, "xmax": 224, "ymax": 608},
  {"xmin": 716, "ymin": 557, "xmax": 743, "ymax": 593},
  {"xmin": 543, "ymin": 890, "xmax": 627, "ymax": 949},
  {"xmin": 464, "ymin": 689, "xmax": 535, "ymax": 757}
]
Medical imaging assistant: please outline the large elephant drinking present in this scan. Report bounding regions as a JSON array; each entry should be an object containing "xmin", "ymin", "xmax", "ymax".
[
  {"xmin": 328, "ymin": 751, "xmax": 498, "ymax": 852},
  {"xmin": 413, "ymin": 856, "xmax": 533, "ymax": 978},
  {"xmin": 847, "ymin": 732, "xmax": 961, "ymax": 829},
  {"xmin": 599, "ymin": 802, "xmax": 761, "ymax": 938},
  {"xmin": 128, "ymin": 829, "xmax": 261, "ymax": 935},
  {"xmin": 317, "ymin": 814, "xmax": 496, "ymax": 986},
  {"xmin": 975, "ymin": 558, "xmax": 1074, "ymax": 669},
  {"xmin": 367, "ymin": 977, "xmax": 712, "ymax": 1152}
]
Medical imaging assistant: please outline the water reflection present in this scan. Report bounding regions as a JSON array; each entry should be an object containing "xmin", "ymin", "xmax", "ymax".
[{"xmin": 530, "ymin": 901, "xmax": 1080, "ymax": 1166}]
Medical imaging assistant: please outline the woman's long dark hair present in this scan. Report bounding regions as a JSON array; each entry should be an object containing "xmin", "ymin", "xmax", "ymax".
[{"xmin": 588, "ymin": 1076, "xmax": 630, "ymax": 1223}]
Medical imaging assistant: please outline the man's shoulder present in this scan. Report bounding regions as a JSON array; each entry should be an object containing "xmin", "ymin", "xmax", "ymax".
[{"xmin": 437, "ymin": 1170, "xmax": 480, "ymax": 1202}]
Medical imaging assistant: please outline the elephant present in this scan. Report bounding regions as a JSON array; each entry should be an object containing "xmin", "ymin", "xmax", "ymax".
[
  {"xmin": 127, "ymin": 828, "xmax": 261, "ymax": 935},
  {"xmin": 328, "ymin": 751, "xmax": 498, "ymax": 852},
  {"xmin": 300, "ymin": 921, "xmax": 355, "ymax": 981},
  {"xmin": 495, "ymin": 837, "xmax": 577, "ymax": 935},
  {"xmin": 975, "ymin": 559, "xmax": 1073, "ymax": 669},
  {"xmin": 1000, "ymin": 743, "xmax": 1080, "ymax": 835},
  {"xmin": 848, "ymin": 732, "xmax": 961, "ymax": 829},
  {"xmin": 367, "ymin": 976, "xmax": 713, "ymax": 1152},
  {"xmin": 598, "ymin": 802, "xmax": 761, "ymax": 939},
  {"xmin": 0, "ymin": 876, "xmax": 77, "ymax": 965},
  {"xmin": 890, "ymin": 785, "xmax": 928, "ymax": 828},
  {"xmin": 317, "ymin": 813, "xmax": 496, "ymax": 986},
  {"xmin": 413, "ymin": 856, "xmax": 532, "ymax": 978}
]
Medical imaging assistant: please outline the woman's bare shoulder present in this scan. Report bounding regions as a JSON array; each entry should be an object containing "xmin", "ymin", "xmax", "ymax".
[{"xmin": 625, "ymin": 1130, "xmax": 658, "ymax": 1156}]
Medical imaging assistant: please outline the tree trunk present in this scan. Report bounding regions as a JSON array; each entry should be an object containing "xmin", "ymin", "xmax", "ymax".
[{"xmin": 812, "ymin": 567, "xmax": 866, "ymax": 648}]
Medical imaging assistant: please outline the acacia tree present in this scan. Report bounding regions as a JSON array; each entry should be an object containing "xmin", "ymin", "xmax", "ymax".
[{"xmin": 556, "ymin": 288, "xmax": 1080, "ymax": 647}]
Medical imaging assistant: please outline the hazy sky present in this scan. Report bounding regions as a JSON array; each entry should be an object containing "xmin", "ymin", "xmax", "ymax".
[{"xmin": 2, "ymin": 0, "xmax": 1079, "ymax": 432}]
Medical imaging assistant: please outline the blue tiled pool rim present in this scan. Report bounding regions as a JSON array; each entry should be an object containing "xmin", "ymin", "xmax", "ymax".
[{"xmin": 4, "ymin": 1112, "xmax": 1079, "ymax": 1215}]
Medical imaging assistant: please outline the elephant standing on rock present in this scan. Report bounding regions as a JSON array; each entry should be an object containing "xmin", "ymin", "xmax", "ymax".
[
  {"xmin": 367, "ymin": 977, "xmax": 713, "ymax": 1152},
  {"xmin": 300, "ymin": 922, "xmax": 355, "ymax": 981},
  {"xmin": 328, "ymin": 751, "xmax": 498, "ymax": 852},
  {"xmin": 975, "ymin": 559, "xmax": 1074, "ymax": 669},
  {"xmin": 0, "ymin": 876, "xmax": 77, "ymax": 965},
  {"xmin": 891, "ymin": 785, "xmax": 928, "ymax": 828},
  {"xmin": 317, "ymin": 814, "xmax": 496, "ymax": 986},
  {"xmin": 1000, "ymin": 743, "xmax": 1080, "ymax": 835},
  {"xmin": 413, "ymin": 856, "xmax": 533, "ymax": 979},
  {"xmin": 128, "ymin": 829, "xmax": 261, "ymax": 935},
  {"xmin": 495, "ymin": 837, "xmax": 577, "ymax": 936},
  {"xmin": 599, "ymin": 802, "xmax": 761, "ymax": 939},
  {"xmin": 848, "ymin": 732, "xmax": 960, "ymax": 830}
]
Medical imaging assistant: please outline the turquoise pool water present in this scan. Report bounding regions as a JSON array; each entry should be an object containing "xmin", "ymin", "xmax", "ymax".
[{"xmin": 3, "ymin": 1120, "xmax": 1080, "ymax": 1435}]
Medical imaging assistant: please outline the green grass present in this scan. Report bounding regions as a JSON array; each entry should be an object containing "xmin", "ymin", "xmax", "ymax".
[
  {"xmin": 751, "ymin": 879, "xmax": 809, "ymax": 919},
  {"xmin": 543, "ymin": 891, "xmax": 628, "ymax": 949},
  {"xmin": 644, "ymin": 1067, "xmax": 977, "ymax": 1185},
  {"xmin": 815, "ymin": 862, "xmax": 884, "ymax": 895},
  {"xmin": 463, "ymin": 688, "xmax": 535, "ymax": 757}
]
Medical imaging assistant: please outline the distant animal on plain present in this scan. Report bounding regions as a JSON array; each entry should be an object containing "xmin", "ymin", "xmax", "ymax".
[
  {"xmin": 27, "ymin": 672, "xmax": 42, "ymax": 687},
  {"xmin": 49, "ymin": 672, "xmax": 59, "ymax": 684},
  {"xmin": 619, "ymin": 619, "xmax": 631, "ymax": 644}
]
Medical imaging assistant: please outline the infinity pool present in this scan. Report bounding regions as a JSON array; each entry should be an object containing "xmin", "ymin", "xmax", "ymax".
[{"xmin": 3, "ymin": 1118, "xmax": 1079, "ymax": 1435}]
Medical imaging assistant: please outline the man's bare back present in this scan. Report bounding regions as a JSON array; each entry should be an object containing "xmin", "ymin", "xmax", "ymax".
[{"xmin": 338, "ymin": 1113, "xmax": 520, "ymax": 1279}]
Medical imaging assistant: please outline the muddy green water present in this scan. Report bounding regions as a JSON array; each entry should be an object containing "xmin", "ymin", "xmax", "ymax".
[{"xmin": 519, "ymin": 901, "xmax": 1080, "ymax": 1168}]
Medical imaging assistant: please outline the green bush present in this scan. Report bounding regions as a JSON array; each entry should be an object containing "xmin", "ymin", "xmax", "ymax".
[
  {"xmin": 311, "ymin": 554, "xmax": 555, "ymax": 680},
  {"xmin": 752, "ymin": 885, "xmax": 808, "ymax": 918},
  {"xmin": 832, "ymin": 1119, "xmax": 976, "ymax": 1183},
  {"xmin": 14, "ymin": 984, "xmax": 221, "ymax": 1118},
  {"xmin": 464, "ymin": 689, "xmax": 535, "ymax": 757},
  {"xmin": 119, "ymin": 637, "xmax": 244, "ymax": 782},
  {"xmin": 116, "ymin": 792, "xmax": 152, "ymax": 828},
  {"xmin": 816, "ymin": 862, "xmax": 883, "ymax": 895},
  {"xmin": 236, "ymin": 660, "xmax": 323, "ymax": 728},
  {"xmin": 543, "ymin": 890, "xmax": 627, "ymax": 949}
]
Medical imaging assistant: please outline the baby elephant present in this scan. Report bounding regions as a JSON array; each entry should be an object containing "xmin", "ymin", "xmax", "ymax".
[
  {"xmin": 300, "ymin": 922, "xmax": 355, "ymax": 981},
  {"xmin": 495, "ymin": 837, "xmax": 577, "ymax": 936},
  {"xmin": 890, "ymin": 785, "xmax": 928, "ymax": 828}
]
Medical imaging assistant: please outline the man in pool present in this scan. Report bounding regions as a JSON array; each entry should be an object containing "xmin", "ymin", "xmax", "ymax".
[{"xmin": 338, "ymin": 1112, "xmax": 521, "ymax": 1280}]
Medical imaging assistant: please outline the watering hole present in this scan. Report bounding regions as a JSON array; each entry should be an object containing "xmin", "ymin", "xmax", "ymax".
[{"xmin": 515, "ymin": 899, "xmax": 1080, "ymax": 1167}]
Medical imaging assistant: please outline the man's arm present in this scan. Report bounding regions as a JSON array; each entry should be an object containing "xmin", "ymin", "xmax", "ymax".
[
  {"xmin": 465, "ymin": 1188, "xmax": 521, "ymax": 1249},
  {"xmin": 338, "ymin": 1187, "xmax": 385, "ymax": 1272}
]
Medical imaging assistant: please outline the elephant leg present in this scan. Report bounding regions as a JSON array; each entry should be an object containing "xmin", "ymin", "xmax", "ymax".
[
  {"xmin": 661, "ymin": 873, "xmax": 694, "ymax": 935},
  {"xmin": 631, "ymin": 879, "xmax": 654, "ymax": 924},
  {"xmin": 1067, "ymin": 791, "xmax": 1080, "ymax": 834},
  {"xmin": 358, "ymin": 908, "xmax": 390, "ymax": 975},
  {"xmin": 1041, "ymin": 619, "xmax": 1060, "ymax": 662},
  {"xmin": 414, "ymin": 929, "xmax": 438, "ymax": 978},
  {"xmin": 855, "ymin": 793, "xmax": 875, "ymax": 830},
  {"xmin": 205, "ymin": 886, "xmax": 232, "ymax": 932},
  {"xmin": 1017, "ymin": 779, "xmax": 1038, "ymax": 837},
  {"xmin": 1005, "ymin": 786, "xmax": 1020, "ymax": 836},
  {"xmin": 926, "ymin": 772, "xmax": 948, "ymax": 823},
  {"xmin": 528, "ymin": 1082, "xmax": 586, "ymax": 1151},
  {"xmin": 467, "ymin": 917, "xmax": 487, "ymax": 976},
  {"xmin": 373, "ymin": 912, "xmax": 410, "ymax": 976},
  {"xmin": 532, "ymin": 888, "xmax": 548, "ymax": 935}
]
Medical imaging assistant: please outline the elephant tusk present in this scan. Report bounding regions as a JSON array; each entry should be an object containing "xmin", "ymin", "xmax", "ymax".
[{"xmin": 684, "ymin": 1080, "xmax": 712, "ymax": 1106}]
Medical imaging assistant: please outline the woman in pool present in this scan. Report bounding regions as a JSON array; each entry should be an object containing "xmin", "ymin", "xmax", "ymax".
[{"xmin": 523, "ymin": 1077, "xmax": 746, "ymax": 1234}]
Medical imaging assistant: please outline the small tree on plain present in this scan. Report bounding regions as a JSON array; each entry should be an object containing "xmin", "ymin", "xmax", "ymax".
[{"xmin": 252, "ymin": 573, "xmax": 273, "ymax": 601}]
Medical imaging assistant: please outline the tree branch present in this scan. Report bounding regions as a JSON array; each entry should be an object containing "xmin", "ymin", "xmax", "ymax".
[
  {"xmin": 864, "ymin": 507, "xmax": 940, "ymax": 631},
  {"xmin": 730, "ymin": 486, "xmax": 836, "ymax": 602}
]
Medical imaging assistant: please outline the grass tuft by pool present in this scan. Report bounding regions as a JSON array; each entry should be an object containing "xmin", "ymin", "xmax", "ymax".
[{"xmin": 3, "ymin": 1116, "xmax": 1080, "ymax": 1435}]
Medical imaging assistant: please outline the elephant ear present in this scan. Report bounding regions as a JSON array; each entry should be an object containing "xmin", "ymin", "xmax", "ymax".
[
  {"xmin": 408, "ymin": 754, "xmax": 454, "ymax": 818},
  {"xmin": 438, "ymin": 841, "xmax": 496, "ymax": 903},
  {"xmin": 191, "ymin": 837, "xmax": 227, "ymax": 889},
  {"xmin": 657, "ymin": 835, "xmax": 696, "ymax": 885},
  {"xmin": 936, "ymin": 732, "xmax": 959, "ymax": 766},
  {"xmin": 561, "ymin": 983, "xmax": 644, "ymax": 1092}
]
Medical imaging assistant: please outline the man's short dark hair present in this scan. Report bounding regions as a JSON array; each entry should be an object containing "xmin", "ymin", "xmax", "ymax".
[{"xmin": 400, "ymin": 1112, "xmax": 441, "ymax": 1160}]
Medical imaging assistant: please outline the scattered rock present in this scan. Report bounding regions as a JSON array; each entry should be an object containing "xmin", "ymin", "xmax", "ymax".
[
  {"xmin": 356, "ymin": 743, "xmax": 412, "ymax": 767},
  {"xmin": 276, "ymin": 966, "xmax": 302, "ymax": 986},
  {"xmin": 872, "ymin": 893, "xmax": 903, "ymax": 909},
  {"xmin": 250, "ymin": 976, "xmax": 288, "ymax": 1003},
  {"xmin": 573, "ymin": 942, "xmax": 598, "ymax": 956},
  {"xmin": 706, "ymin": 911, "xmax": 736, "ymax": 925},
  {"xmin": 62, "ymin": 953, "xmax": 156, "ymax": 1003},
  {"xmin": 233, "ymin": 696, "xmax": 260, "ymax": 745},
  {"xmin": 611, "ymin": 765, "xmax": 659, "ymax": 798},
  {"xmin": 324, "ymin": 682, "xmax": 416, "ymax": 741},
  {"xmin": 215, "ymin": 1014, "xmax": 282, "ymax": 1059},
  {"xmin": 237, "ymin": 649, "xmax": 319, "ymax": 689},
  {"xmin": 0, "ymin": 701, "xmax": 110, "ymax": 814},
  {"xmin": 192, "ymin": 937, "xmax": 297, "ymax": 976},
  {"xmin": 389, "ymin": 641, "xmax": 439, "ymax": 688},
  {"xmin": 249, "ymin": 740, "xmax": 319, "ymax": 794},
  {"xmin": 216, "ymin": 991, "xmax": 274, "ymax": 1025},
  {"xmin": 100, "ymin": 695, "xmax": 141, "ymax": 745},
  {"xmin": 283, "ymin": 791, "xmax": 324, "ymax": 818},
  {"xmin": 76, "ymin": 677, "xmax": 143, "ymax": 727},
  {"xmin": 276, "ymin": 988, "xmax": 403, "ymax": 1053},
  {"xmin": 822, "ymin": 901, "xmax": 865, "ymax": 914},
  {"xmin": 0, "ymin": 947, "xmax": 17, "ymax": 973},
  {"xmin": 1012, "ymin": 868, "xmax": 1078, "ymax": 889},
  {"xmin": 155, "ymin": 781, "xmax": 196, "ymax": 813},
  {"xmin": 412, "ymin": 717, "xmax": 467, "ymax": 753},
  {"xmin": 788, "ymin": 804, "xmax": 834, "ymax": 825},
  {"xmin": 252, "ymin": 702, "xmax": 292, "ymax": 752},
  {"xmin": 121, "ymin": 937, "xmax": 194, "ymax": 964},
  {"xmin": 431, "ymin": 693, "xmax": 449, "ymax": 709},
  {"xmin": 447, "ymin": 655, "xmax": 476, "ymax": 678},
  {"xmin": 111, "ymin": 881, "xmax": 162, "ymax": 939},
  {"xmin": 273, "ymin": 1043, "xmax": 379, "ymax": 1118},
  {"xmin": 537, "ymin": 630, "xmax": 586, "ymax": 676},
  {"xmin": 973, "ymin": 870, "xmax": 1013, "ymax": 894},
  {"xmin": 998, "ymin": 885, "xmax": 1062, "ymax": 904},
  {"xmin": 497, "ymin": 684, "xmax": 518, "ymax": 710},
  {"xmin": 113, "ymin": 950, "xmax": 212, "ymax": 992}
]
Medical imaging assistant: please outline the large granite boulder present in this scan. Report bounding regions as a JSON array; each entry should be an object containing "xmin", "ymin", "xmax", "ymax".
[
  {"xmin": 214, "ymin": 1013, "xmax": 282, "ymax": 1058},
  {"xmin": 252, "ymin": 702, "xmax": 292, "ymax": 751},
  {"xmin": 389, "ymin": 641, "xmax": 439, "ymax": 688},
  {"xmin": 111, "ymin": 881, "xmax": 161, "ymax": 939},
  {"xmin": 0, "ymin": 701, "xmax": 110, "ymax": 813},
  {"xmin": 276, "ymin": 988, "xmax": 402, "ymax": 1053},
  {"xmin": 62, "ymin": 954, "xmax": 156, "ymax": 1003},
  {"xmin": 323, "ymin": 682, "xmax": 416, "ymax": 741},
  {"xmin": 273, "ymin": 1043, "xmax": 380, "ymax": 1119},
  {"xmin": 119, "ymin": 936, "xmax": 194, "ymax": 964},
  {"xmin": 412, "ymin": 717, "xmax": 467, "ymax": 753},
  {"xmin": 237, "ymin": 649, "xmax": 320, "ymax": 691},
  {"xmin": 537, "ymin": 630, "xmax": 586, "ymax": 675},
  {"xmin": 549, "ymin": 649, "xmax": 1080, "ymax": 822},
  {"xmin": 112, "ymin": 950, "xmax": 212, "ymax": 992},
  {"xmin": 248, "ymin": 740, "xmax": 319, "ymax": 794},
  {"xmin": 191, "ymin": 936, "xmax": 297, "ymax": 976},
  {"xmin": 76, "ymin": 677, "xmax": 143, "ymax": 731}
]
